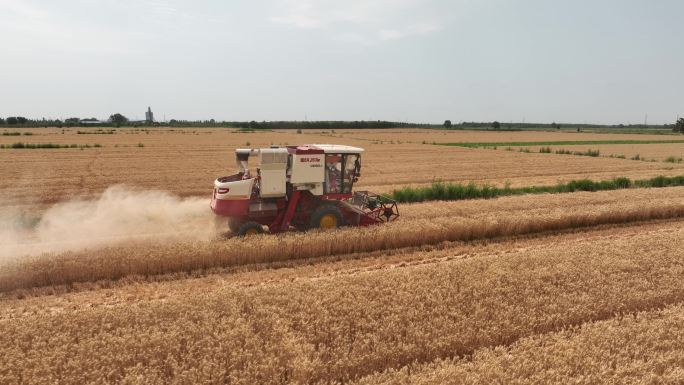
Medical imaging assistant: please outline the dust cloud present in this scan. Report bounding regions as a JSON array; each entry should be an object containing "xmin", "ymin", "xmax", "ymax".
[{"xmin": 0, "ymin": 185, "xmax": 217, "ymax": 260}]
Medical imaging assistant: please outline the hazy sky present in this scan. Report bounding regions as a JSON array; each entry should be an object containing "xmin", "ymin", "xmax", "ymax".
[{"xmin": 1, "ymin": 0, "xmax": 682, "ymax": 124}]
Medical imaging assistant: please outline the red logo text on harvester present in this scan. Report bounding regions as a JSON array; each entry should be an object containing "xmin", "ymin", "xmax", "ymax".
[{"xmin": 299, "ymin": 157, "xmax": 321, "ymax": 162}]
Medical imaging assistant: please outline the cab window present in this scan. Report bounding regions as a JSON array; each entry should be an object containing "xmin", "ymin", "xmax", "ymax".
[
  {"xmin": 325, "ymin": 153, "xmax": 360, "ymax": 194},
  {"xmin": 324, "ymin": 154, "xmax": 343, "ymax": 193},
  {"xmin": 342, "ymin": 154, "xmax": 359, "ymax": 193}
]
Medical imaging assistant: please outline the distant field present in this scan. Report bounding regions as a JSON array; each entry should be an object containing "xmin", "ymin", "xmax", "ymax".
[
  {"xmin": 518, "ymin": 142, "xmax": 684, "ymax": 162},
  {"xmin": 437, "ymin": 138, "xmax": 684, "ymax": 162},
  {"xmin": 2, "ymin": 127, "xmax": 684, "ymax": 210},
  {"xmin": 335, "ymin": 128, "xmax": 681, "ymax": 144},
  {"xmin": 439, "ymin": 139, "xmax": 684, "ymax": 147}
]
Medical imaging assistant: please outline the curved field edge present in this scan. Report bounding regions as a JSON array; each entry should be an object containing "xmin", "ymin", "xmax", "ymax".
[
  {"xmin": 1, "ymin": 222, "xmax": 684, "ymax": 384},
  {"xmin": 352, "ymin": 303, "xmax": 684, "ymax": 385},
  {"xmin": 5, "ymin": 187, "xmax": 684, "ymax": 291}
]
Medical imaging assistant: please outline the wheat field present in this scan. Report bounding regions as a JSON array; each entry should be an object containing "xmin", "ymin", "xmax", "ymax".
[
  {"xmin": 2, "ymin": 127, "xmax": 684, "ymax": 384},
  {"xmin": 353, "ymin": 303, "xmax": 684, "ymax": 385},
  {"xmin": 2, "ymin": 220, "xmax": 684, "ymax": 384}
]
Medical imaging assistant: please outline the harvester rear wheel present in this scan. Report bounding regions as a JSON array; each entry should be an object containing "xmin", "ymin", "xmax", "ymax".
[
  {"xmin": 237, "ymin": 221, "xmax": 264, "ymax": 237},
  {"xmin": 309, "ymin": 205, "xmax": 344, "ymax": 230},
  {"xmin": 227, "ymin": 217, "xmax": 243, "ymax": 233}
]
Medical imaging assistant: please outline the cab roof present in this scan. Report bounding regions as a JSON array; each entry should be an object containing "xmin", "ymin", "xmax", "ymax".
[
  {"xmin": 308, "ymin": 144, "xmax": 364, "ymax": 154},
  {"xmin": 236, "ymin": 144, "xmax": 364, "ymax": 155}
]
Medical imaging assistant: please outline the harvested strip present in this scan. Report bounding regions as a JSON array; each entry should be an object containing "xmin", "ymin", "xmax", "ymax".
[
  {"xmin": 1, "ymin": 222, "xmax": 684, "ymax": 384},
  {"xmin": 353, "ymin": 303, "xmax": 684, "ymax": 385},
  {"xmin": 5, "ymin": 187, "xmax": 684, "ymax": 291}
]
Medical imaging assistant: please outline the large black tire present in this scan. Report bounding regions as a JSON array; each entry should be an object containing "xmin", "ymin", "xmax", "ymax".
[
  {"xmin": 227, "ymin": 217, "xmax": 243, "ymax": 233},
  {"xmin": 237, "ymin": 221, "xmax": 264, "ymax": 237},
  {"xmin": 309, "ymin": 204, "xmax": 344, "ymax": 230}
]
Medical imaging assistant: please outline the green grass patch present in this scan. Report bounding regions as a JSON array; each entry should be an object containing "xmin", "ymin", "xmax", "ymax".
[
  {"xmin": 0, "ymin": 142, "xmax": 102, "ymax": 149},
  {"xmin": 235, "ymin": 127, "xmax": 273, "ymax": 133},
  {"xmin": 2, "ymin": 132, "xmax": 33, "ymax": 136},
  {"xmin": 578, "ymin": 149, "xmax": 600, "ymax": 157},
  {"xmin": 439, "ymin": 140, "xmax": 684, "ymax": 148},
  {"xmin": 77, "ymin": 130, "xmax": 115, "ymax": 134},
  {"xmin": 391, "ymin": 175, "xmax": 683, "ymax": 203}
]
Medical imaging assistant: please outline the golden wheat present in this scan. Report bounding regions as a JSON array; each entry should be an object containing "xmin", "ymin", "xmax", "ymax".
[
  {"xmin": 1, "ymin": 220, "xmax": 683, "ymax": 384},
  {"xmin": 352, "ymin": 303, "xmax": 684, "ymax": 385}
]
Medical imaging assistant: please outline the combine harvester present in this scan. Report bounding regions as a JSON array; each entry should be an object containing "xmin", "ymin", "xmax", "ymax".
[{"xmin": 211, "ymin": 144, "xmax": 399, "ymax": 236}]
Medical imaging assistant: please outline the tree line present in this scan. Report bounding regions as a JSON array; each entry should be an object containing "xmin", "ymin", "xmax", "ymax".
[
  {"xmin": 0, "ymin": 117, "xmax": 29, "ymax": 125},
  {"xmin": 163, "ymin": 119, "xmax": 426, "ymax": 130},
  {"xmin": 673, "ymin": 118, "xmax": 684, "ymax": 133},
  {"xmin": 1, "ymin": 114, "xmax": 682, "ymax": 131},
  {"xmin": 0, "ymin": 114, "xmax": 425, "ymax": 129},
  {"xmin": 443, "ymin": 120, "xmax": 679, "ymax": 131}
]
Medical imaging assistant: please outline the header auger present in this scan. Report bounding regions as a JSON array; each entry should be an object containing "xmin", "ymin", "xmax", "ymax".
[{"xmin": 211, "ymin": 144, "xmax": 400, "ymax": 236}]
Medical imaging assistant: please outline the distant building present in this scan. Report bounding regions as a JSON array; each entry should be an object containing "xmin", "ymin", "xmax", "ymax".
[
  {"xmin": 80, "ymin": 118, "xmax": 102, "ymax": 125},
  {"xmin": 145, "ymin": 107, "xmax": 154, "ymax": 123}
]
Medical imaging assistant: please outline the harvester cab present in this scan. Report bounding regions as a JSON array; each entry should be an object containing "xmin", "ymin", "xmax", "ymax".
[{"xmin": 211, "ymin": 144, "xmax": 399, "ymax": 236}]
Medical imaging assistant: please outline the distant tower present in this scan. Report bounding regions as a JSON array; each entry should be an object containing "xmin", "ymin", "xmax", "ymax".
[{"xmin": 145, "ymin": 106, "xmax": 154, "ymax": 123}]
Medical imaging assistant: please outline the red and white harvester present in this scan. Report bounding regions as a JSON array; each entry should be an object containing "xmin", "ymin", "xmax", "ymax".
[{"xmin": 211, "ymin": 144, "xmax": 399, "ymax": 236}]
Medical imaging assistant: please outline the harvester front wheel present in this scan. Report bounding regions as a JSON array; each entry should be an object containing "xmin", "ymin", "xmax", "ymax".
[
  {"xmin": 237, "ymin": 221, "xmax": 264, "ymax": 237},
  {"xmin": 309, "ymin": 205, "xmax": 344, "ymax": 230}
]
